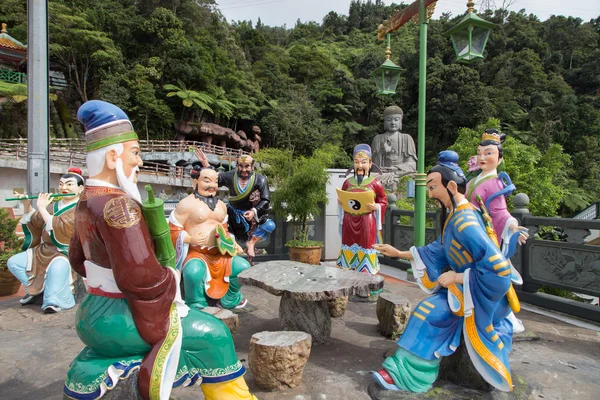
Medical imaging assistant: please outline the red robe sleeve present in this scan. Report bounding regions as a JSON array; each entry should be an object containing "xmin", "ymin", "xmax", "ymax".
[
  {"xmin": 97, "ymin": 196, "xmax": 176, "ymax": 346},
  {"xmin": 68, "ymin": 226, "xmax": 86, "ymax": 277}
]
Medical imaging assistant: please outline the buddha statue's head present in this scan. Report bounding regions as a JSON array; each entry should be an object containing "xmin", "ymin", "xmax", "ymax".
[{"xmin": 383, "ymin": 106, "xmax": 403, "ymax": 134}]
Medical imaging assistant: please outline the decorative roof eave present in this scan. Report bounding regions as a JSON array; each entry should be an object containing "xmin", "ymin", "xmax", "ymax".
[{"xmin": 0, "ymin": 23, "xmax": 27, "ymax": 52}]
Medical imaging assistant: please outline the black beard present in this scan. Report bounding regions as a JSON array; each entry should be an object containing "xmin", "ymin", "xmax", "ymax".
[
  {"xmin": 354, "ymin": 169, "xmax": 369, "ymax": 185},
  {"xmin": 194, "ymin": 187, "xmax": 218, "ymax": 211},
  {"xmin": 237, "ymin": 170, "xmax": 254, "ymax": 180}
]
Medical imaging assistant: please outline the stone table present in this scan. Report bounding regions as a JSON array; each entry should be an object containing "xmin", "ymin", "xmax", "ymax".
[{"xmin": 238, "ymin": 260, "xmax": 384, "ymax": 344}]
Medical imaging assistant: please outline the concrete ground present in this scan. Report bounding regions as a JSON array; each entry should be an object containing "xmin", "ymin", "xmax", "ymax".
[{"xmin": 1, "ymin": 266, "xmax": 600, "ymax": 400}]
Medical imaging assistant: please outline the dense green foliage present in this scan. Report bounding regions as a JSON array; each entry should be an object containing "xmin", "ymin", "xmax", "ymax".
[
  {"xmin": 0, "ymin": 0, "xmax": 598, "ymax": 215},
  {"xmin": 261, "ymin": 144, "xmax": 344, "ymax": 244}
]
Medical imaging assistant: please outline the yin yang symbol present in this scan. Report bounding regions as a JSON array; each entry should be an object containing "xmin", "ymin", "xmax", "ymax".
[{"xmin": 348, "ymin": 199, "xmax": 361, "ymax": 211}]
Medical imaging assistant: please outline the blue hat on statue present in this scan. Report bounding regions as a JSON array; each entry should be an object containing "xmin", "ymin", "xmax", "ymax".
[
  {"xmin": 77, "ymin": 100, "xmax": 137, "ymax": 152},
  {"xmin": 346, "ymin": 143, "xmax": 382, "ymax": 176},
  {"xmin": 437, "ymin": 150, "xmax": 466, "ymax": 178},
  {"xmin": 353, "ymin": 144, "xmax": 372, "ymax": 159}
]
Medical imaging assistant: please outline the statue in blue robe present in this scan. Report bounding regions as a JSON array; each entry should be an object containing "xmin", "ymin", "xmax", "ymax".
[{"xmin": 372, "ymin": 151, "xmax": 515, "ymax": 393}]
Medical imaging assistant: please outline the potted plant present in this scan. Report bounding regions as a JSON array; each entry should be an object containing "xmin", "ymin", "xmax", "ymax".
[
  {"xmin": 0, "ymin": 208, "xmax": 23, "ymax": 296},
  {"xmin": 261, "ymin": 145, "xmax": 340, "ymax": 264}
]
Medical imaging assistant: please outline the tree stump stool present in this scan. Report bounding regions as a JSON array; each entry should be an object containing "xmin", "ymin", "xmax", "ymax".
[
  {"xmin": 202, "ymin": 306, "xmax": 239, "ymax": 336},
  {"xmin": 376, "ymin": 293, "xmax": 411, "ymax": 339},
  {"xmin": 328, "ymin": 296, "xmax": 348, "ymax": 318},
  {"xmin": 249, "ymin": 331, "xmax": 312, "ymax": 391}
]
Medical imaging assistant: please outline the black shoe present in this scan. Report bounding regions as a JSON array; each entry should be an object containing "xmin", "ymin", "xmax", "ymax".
[
  {"xmin": 19, "ymin": 293, "xmax": 35, "ymax": 305},
  {"xmin": 43, "ymin": 305, "xmax": 61, "ymax": 314}
]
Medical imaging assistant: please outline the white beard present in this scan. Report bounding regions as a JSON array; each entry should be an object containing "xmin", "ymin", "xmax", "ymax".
[{"xmin": 116, "ymin": 159, "xmax": 142, "ymax": 203}]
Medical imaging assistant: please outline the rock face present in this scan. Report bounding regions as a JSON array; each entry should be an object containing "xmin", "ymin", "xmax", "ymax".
[
  {"xmin": 376, "ymin": 293, "xmax": 411, "ymax": 339},
  {"xmin": 201, "ymin": 307, "xmax": 239, "ymax": 336},
  {"xmin": 327, "ymin": 296, "xmax": 348, "ymax": 318},
  {"xmin": 279, "ymin": 295, "xmax": 331, "ymax": 344},
  {"xmin": 249, "ymin": 331, "xmax": 312, "ymax": 391}
]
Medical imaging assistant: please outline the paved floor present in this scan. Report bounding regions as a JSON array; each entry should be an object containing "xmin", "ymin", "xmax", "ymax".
[{"xmin": 1, "ymin": 266, "xmax": 600, "ymax": 400}]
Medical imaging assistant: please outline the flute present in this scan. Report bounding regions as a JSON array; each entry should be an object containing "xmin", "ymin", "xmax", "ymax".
[{"xmin": 5, "ymin": 193, "xmax": 76, "ymax": 201}]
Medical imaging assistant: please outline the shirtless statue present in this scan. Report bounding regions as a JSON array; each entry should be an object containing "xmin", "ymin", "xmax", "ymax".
[
  {"xmin": 371, "ymin": 105, "xmax": 417, "ymax": 189},
  {"xmin": 195, "ymin": 148, "xmax": 275, "ymax": 262},
  {"xmin": 169, "ymin": 167, "xmax": 251, "ymax": 310}
]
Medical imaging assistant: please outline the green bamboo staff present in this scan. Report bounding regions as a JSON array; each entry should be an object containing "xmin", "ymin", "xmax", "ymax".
[
  {"xmin": 142, "ymin": 185, "xmax": 177, "ymax": 270},
  {"xmin": 5, "ymin": 193, "xmax": 76, "ymax": 201}
]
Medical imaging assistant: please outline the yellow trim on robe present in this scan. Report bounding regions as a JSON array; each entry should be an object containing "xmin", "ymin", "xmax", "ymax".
[
  {"xmin": 493, "ymin": 260, "xmax": 510, "ymax": 270},
  {"xmin": 498, "ymin": 342, "xmax": 504, "ymax": 350},
  {"xmin": 491, "ymin": 334, "xmax": 499, "ymax": 342},
  {"xmin": 454, "ymin": 217, "xmax": 465, "ymax": 227},
  {"xmin": 450, "ymin": 247, "xmax": 466, "ymax": 265},
  {"xmin": 448, "ymin": 284, "xmax": 464, "ymax": 316},
  {"xmin": 466, "ymin": 215, "xmax": 477, "ymax": 220},
  {"xmin": 423, "ymin": 301, "xmax": 435, "ymax": 309},
  {"xmin": 498, "ymin": 269, "xmax": 511, "ymax": 276},
  {"xmin": 465, "ymin": 314, "xmax": 513, "ymax": 390},
  {"xmin": 420, "ymin": 271, "xmax": 438, "ymax": 290},
  {"xmin": 458, "ymin": 221, "xmax": 478, "ymax": 232},
  {"xmin": 448, "ymin": 252, "xmax": 461, "ymax": 268},
  {"xmin": 462, "ymin": 251, "xmax": 473, "ymax": 263},
  {"xmin": 418, "ymin": 306, "xmax": 431, "ymax": 314},
  {"xmin": 412, "ymin": 312, "xmax": 426, "ymax": 321},
  {"xmin": 486, "ymin": 324, "xmax": 494, "ymax": 333},
  {"xmin": 451, "ymin": 239, "xmax": 462, "ymax": 249},
  {"xmin": 489, "ymin": 254, "xmax": 502, "ymax": 262}
]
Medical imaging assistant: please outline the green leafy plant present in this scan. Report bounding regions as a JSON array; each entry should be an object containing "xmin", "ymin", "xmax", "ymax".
[
  {"xmin": 268, "ymin": 144, "xmax": 342, "ymax": 247},
  {"xmin": 0, "ymin": 208, "xmax": 21, "ymax": 271}
]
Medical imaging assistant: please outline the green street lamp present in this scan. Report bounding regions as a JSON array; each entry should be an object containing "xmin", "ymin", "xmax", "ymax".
[
  {"xmin": 446, "ymin": 1, "xmax": 495, "ymax": 63},
  {"xmin": 375, "ymin": 0, "xmax": 494, "ymax": 249},
  {"xmin": 373, "ymin": 34, "xmax": 403, "ymax": 95}
]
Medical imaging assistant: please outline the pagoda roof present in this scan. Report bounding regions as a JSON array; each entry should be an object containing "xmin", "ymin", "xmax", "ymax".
[{"xmin": 0, "ymin": 23, "xmax": 27, "ymax": 52}]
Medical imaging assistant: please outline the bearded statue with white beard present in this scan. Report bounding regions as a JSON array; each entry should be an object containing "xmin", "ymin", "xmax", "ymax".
[{"xmin": 65, "ymin": 101, "xmax": 257, "ymax": 400}]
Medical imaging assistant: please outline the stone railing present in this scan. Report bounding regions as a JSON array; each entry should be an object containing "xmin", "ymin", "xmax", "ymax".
[{"xmin": 0, "ymin": 138, "xmax": 250, "ymax": 181}]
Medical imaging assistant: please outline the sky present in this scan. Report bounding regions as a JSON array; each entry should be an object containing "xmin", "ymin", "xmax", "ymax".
[{"xmin": 218, "ymin": 0, "xmax": 600, "ymax": 28}]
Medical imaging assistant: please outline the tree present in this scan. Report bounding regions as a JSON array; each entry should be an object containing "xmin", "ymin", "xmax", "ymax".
[
  {"xmin": 49, "ymin": 2, "xmax": 121, "ymax": 102},
  {"xmin": 164, "ymin": 80, "xmax": 214, "ymax": 120}
]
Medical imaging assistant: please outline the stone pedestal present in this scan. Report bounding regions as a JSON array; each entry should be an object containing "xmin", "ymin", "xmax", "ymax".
[
  {"xmin": 202, "ymin": 306, "xmax": 239, "ymax": 336},
  {"xmin": 64, "ymin": 370, "xmax": 141, "ymax": 400},
  {"xmin": 438, "ymin": 337, "xmax": 494, "ymax": 392},
  {"xmin": 238, "ymin": 260, "xmax": 384, "ymax": 344},
  {"xmin": 327, "ymin": 296, "xmax": 348, "ymax": 318},
  {"xmin": 279, "ymin": 295, "xmax": 331, "ymax": 344},
  {"xmin": 376, "ymin": 294, "xmax": 411, "ymax": 339},
  {"xmin": 249, "ymin": 331, "xmax": 312, "ymax": 391}
]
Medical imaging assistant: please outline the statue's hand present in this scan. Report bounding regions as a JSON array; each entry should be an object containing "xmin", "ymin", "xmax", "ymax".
[
  {"xmin": 366, "ymin": 203, "xmax": 378, "ymax": 211},
  {"xmin": 36, "ymin": 193, "xmax": 52, "ymax": 209},
  {"xmin": 373, "ymin": 244, "xmax": 399, "ymax": 258},
  {"xmin": 243, "ymin": 209, "xmax": 255, "ymax": 221},
  {"xmin": 14, "ymin": 191, "xmax": 31, "ymax": 207},
  {"xmin": 510, "ymin": 224, "xmax": 529, "ymax": 245},
  {"xmin": 194, "ymin": 147, "xmax": 209, "ymax": 167}
]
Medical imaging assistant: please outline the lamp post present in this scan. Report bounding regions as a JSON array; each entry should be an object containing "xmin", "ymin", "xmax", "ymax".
[
  {"xmin": 376, "ymin": 0, "xmax": 494, "ymax": 247},
  {"xmin": 372, "ymin": 34, "xmax": 403, "ymax": 95}
]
